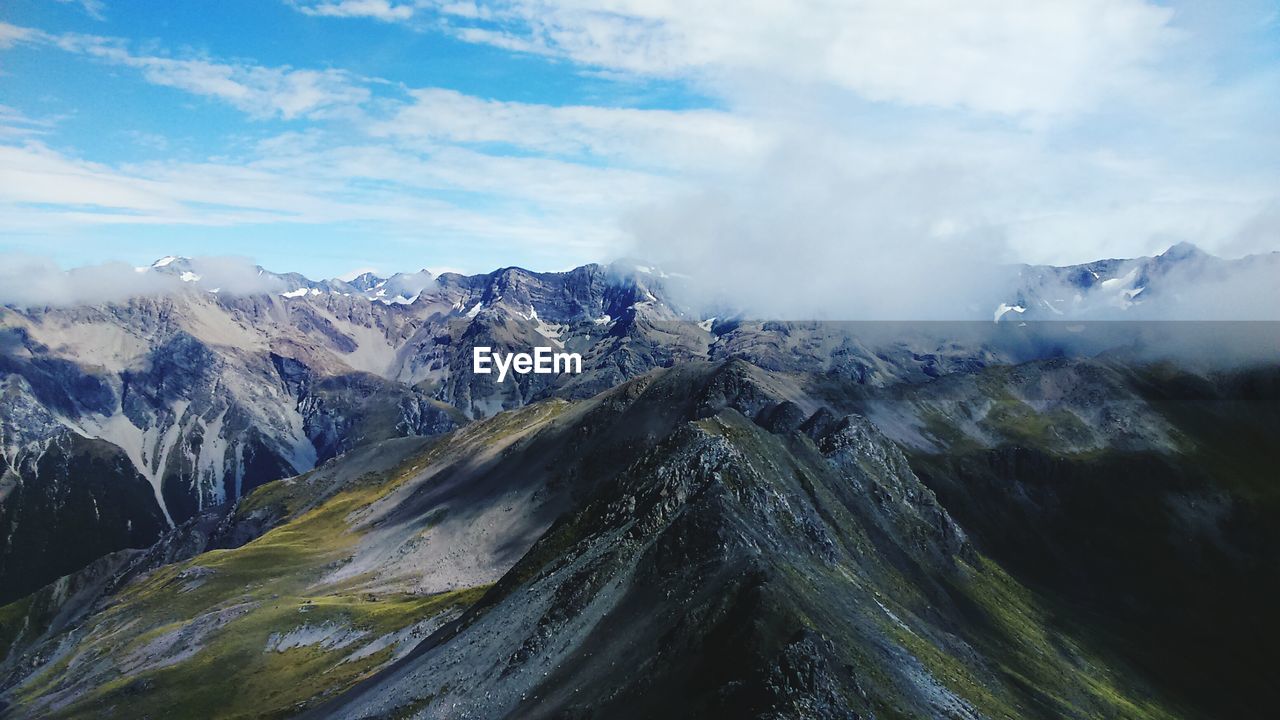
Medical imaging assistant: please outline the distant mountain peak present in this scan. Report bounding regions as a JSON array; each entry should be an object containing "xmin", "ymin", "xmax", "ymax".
[
  {"xmin": 1158, "ymin": 241, "xmax": 1207, "ymax": 261},
  {"xmin": 345, "ymin": 272, "xmax": 385, "ymax": 291}
]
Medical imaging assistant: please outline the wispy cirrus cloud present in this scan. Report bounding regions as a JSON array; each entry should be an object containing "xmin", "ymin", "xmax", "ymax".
[
  {"xmin": 367, "ymin": 88, "xmax": 763, "ymax": 169},
  {"xmin": 0, "ymin": 22, "xmax": 34, "ymax": 48},
  {"xmin": 0, "ymin": 130, "xmax": 676, "ymax": 266},
  {"xmin": 293, "ymin": 0, "xmax": 415, "ymax": 22},
  {"xmin": 2, "ymin": 22, "xmax": 371, "ymax": 120},
  {"xmin": 0, "ymin": 20, "xmax": 759, "ymax": 259},
  {"xmin": 52, "ymin": 0, "xmax": 106, "ymax": 21},
  {"xmin": 0, "ymin": 105, "xmax": 55, "ymax": 140},
  {"xmin": 0, "ymin": 20, "xmax": 757, "ymax": 170}
]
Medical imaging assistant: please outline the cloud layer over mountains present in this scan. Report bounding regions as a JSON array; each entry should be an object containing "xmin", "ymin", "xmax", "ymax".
[
  {"xmin": 0, "ymin": 255, "xmax": 280, "ymax": 307},
  {"xmin": 2, "ymin": 242, "xmax": 1276, "ymax": 323},
  {"xmin": 626, "ymin": 137, "xmax": 1016, "ymax": 320}
]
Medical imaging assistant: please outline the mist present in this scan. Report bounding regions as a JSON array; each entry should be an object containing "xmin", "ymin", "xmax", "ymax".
[
  {"xmin": 1114, "ymin": 255, "xmax": 1280, "ymax": 321},
  {"xmin": 622, "ymin": 136, "xmax": 1280, "ymax": 322},
  {"xmin": 0, "ymin": 255, "xmax": 283, "ymax": 308},
  {"xmin": 624, "ymin": 137, "xmax": 1021, "ymax": 321}
]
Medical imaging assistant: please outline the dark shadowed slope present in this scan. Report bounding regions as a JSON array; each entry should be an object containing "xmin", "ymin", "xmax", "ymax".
[{"xmin": 870, "ymin": 360, "xmax": 1280, "ymax": 719}]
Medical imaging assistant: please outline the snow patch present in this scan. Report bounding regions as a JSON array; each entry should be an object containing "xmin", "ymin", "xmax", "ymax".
[
  {"xmin": 527, "ymin": 307, "xmax": 565, "ymax": 347},
  {"xmin": 993, "ymin": 303, "xmax": 1026, "ymax": 323},
  {"xmin": 1099, "ymin": 268, "xmax": 1138, "ymax": 290}
]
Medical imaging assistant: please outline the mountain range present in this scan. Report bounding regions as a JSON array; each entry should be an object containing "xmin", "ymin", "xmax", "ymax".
[{"xmin": 0, "ymin": 244, "xmax": 1277, "ymax": 718}]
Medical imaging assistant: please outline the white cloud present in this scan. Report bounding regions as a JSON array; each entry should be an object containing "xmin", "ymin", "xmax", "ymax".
[
  {"xmin": 78, "ymin": 46, "xmax": 368, "ymax": 120},
  {"xmin": 0, "ymin": 25, "xmax": 744, "ymax": 261},
  {"xmin": 0, "ymin": 255, "xmax": 278, "ymax": 307},
  {"xmin": 0, "ymin": 136, "xmax": 651, "ymax": 262},
  {"xmin": 408, "ymin": 0, "xmax": 1180, "ymax": 118},
  {"xmin": 296, "ymin": 1, "xmax": 1179, "ymax": 117},
  {"xmin": 367, "ymin": 88, "xmax": 763, "ymax": 169},
  {"xmin": 295, "ymin": 0, "xmax": 415, "ymax": 21},
  {"xmin": 0, "ymin": 105, "xmax": 55, "ymax": 140},
  {"xmin": 0, "ymin": 22, "xmax": 34, "ymax": 48},
  {"xmin": 0, "ymin": 142, "xmax": 178, "ymax": 212},
  {"xmin": 624, "ymin": 113, "xmax": 1280, "ymax": 318},
  {"xmin": 53, "ymin": 0, "xmax": 106, "ymax": 21},
  {"xmin": 6, "ymin": 26, "xmax": 372, "ymax": 120}
]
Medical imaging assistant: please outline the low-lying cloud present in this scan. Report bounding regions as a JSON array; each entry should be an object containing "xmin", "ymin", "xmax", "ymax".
[
  {"xmin": 623, "ymin": 130, "xmax": 1280, "ymax": 322},
  {"xmin": 0, "ymin": 255, "xmax": 282, "ymax": 308},
  {"xmin": 624, "ymin": 138, "xmax": 1017, "ymax": 320}
]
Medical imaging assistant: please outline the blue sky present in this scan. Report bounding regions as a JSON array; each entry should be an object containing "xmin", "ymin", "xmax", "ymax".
[{"xmin": 1, "ymin": 0, "xmax": 1278, "ymax": 280}]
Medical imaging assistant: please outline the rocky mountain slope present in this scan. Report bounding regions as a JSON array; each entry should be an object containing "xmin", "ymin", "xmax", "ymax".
[
  {"xmin": 0, "ymin": 250, "xmax": 1090, "ymax": 602},
  {"xmin": 2, "ymin": 357, "xmax": 1274, "ymax": 718},
  {"xmin": 0, "ymin": 361, "xmax": 1187, "ymax": 717},
  {"xmin": 867, "ymin": 360, "xmax": 1280, "ymax": 718},
  {"xmin": 0, "ymin": 245, "xmax": 1276, "ymax": 717},
  {"xmin": 1, "ymin": 247, "xmax": 1275, "ymax": 600},
  {"xmin": 0, "ymin": 260, "xmax": 680, "ymax": 601}
]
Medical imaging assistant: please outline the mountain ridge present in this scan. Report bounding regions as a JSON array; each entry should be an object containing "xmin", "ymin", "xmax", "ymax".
[
  {"xmin": 45, "ymin": 242, "xmax": 1280, "ymax": 321},
  {"xmin": 0, "ymin": 359, "xmax": 1202, "ymax": 719},
  {"xmin": 2, "ymin": 245, "xmax": 1277, "ymax": 601}
]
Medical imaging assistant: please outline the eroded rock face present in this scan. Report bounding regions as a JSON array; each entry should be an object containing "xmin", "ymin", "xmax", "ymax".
[{"xmin": 0, "ymin": 263, "xmax": 665, "ymax": 595}]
